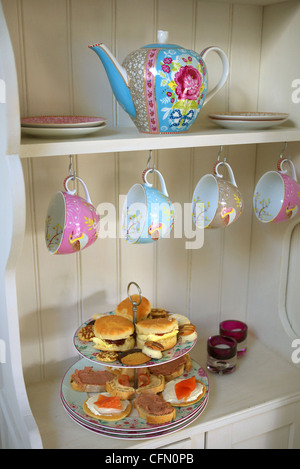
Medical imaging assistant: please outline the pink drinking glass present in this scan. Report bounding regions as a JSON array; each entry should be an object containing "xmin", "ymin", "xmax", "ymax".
[
  {"xmin": 220, "ymin": 320, "xmax": 248, "ymax": 357},
  {"xmin": 207, "ymin": 335, "xmax": 237, "ymax": 374}
]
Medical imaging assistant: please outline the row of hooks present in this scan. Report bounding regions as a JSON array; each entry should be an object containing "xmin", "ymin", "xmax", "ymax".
[
  {"xmin": 67, "ymin": 142, "xmax": 291, "ymax": 178},
  {"xmin": 217, "ymin": 141, "xmax": 290, "ymax": 163}
]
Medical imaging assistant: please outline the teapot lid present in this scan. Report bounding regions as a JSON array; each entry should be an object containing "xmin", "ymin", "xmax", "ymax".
[{"xmin": 142, "ymin": 30, "xmax": 181, "ymax": 49}]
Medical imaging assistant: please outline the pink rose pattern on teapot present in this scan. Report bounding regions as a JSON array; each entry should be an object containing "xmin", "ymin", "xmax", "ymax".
[{"xmin": 123, "ymin": 47, "xmax": 208, "ymax": 133}]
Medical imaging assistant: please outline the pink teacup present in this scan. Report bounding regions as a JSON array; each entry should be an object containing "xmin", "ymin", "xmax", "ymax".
[
  {"xmin": 45, "ymin": 176, "xmax": 100, "ymax": 254},
  {"xmin": 253, "ymin": 159, "xmax": 300, "ymax": 223}
]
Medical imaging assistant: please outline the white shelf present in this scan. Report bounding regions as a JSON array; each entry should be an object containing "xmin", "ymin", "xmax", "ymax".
[
  {"xmin": 19, "ymin": 125, "xmax": 300, "ymax": 158},
  {"xmin": 25, "ymin": 336, "xmax": 300, "ymax": 449}
]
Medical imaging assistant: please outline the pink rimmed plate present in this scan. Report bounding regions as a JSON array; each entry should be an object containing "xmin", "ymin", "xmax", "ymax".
[
  {"xmin": 60, "ymin": 356, "xmax": 209, "ymax": 433},
  {"xmin": 21, "ymin": 124, "xmax": 106, "ymax": 138},
  {"xmin": 208, "ymin": 112, "xmax": 289, "ymax": 130},
  {"xmin": 21, "ymin": 115, "xmax": 107, "ymax": 128},
  {"xmin": 61, "ymin": 397, "xmax": 208, "ymax": 440}
]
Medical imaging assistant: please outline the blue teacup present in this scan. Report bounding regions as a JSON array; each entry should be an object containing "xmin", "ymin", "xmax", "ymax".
[{"xmin": 122, "ymin": 169, "xmax": 175, "ymax": 244}]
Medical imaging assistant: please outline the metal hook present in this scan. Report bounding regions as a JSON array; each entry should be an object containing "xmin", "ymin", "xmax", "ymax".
[
  {"xmin": 146, "ymin": 149, "xmax": 155, "ymax": 172},
  {"xmin": 127, "ymin": 281, "xmax": 142, "ymax": 325},
  {"xmin": 68, "ymin": 155, "xmax": 77, "ymax": 180},
  {"xmin": 127, "ymin": 281, "xmax": 142, "ymax": 390},
  {"xmin": 217, "ymin": 145, "xmax": 226, "ymax": 163},
  {"xmin": 279, "ymin": 142, "xmax": 289, "ymax": 160}
]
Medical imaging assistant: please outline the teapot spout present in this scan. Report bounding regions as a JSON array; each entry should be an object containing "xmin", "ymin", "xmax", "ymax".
[{"xmin": 89, "ymin": 43, "xmax": 136, "ymax": 119}]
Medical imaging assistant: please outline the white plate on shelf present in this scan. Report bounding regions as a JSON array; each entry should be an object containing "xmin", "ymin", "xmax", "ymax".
[
  {"xmin": 21, "ymin": 123, "xmax": 107, "ymax": 138},
  {"xmin": 21, "ymin": 115, "xmax": 107, "ymax": 128},
  {"xmin": 208, "ymin": 112, "xmax": 289, "ymax": 130},
  {"xmin": 73, "ymin": 313, "xmax": 197, "ymax": 368}
]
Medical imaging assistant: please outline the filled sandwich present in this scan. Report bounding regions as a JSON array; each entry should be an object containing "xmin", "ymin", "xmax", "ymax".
[
  {"xmin": 134, "ymin": 392, "xmax": 176, "ymax": 424},
  {"xmin": 136, "ymin": 317, "xmax": 179, "ymax": 351},
  {"xmin": 150, "ymin": 354, "xmax": 191, "ymax": 381},
  {"xmin": 178, "ymin": 323, "xmax": 197, "ymax": 343},
  {"xmin": 106, "ymin": 369, "xmax": 165, "ymax": 399},
  {"xmin": 70, "ymin": 366, "xmax": 115, "ymax": 393},
  {"xmin": 92, "ymin": 315, "xmax": 135, "ymax": 352},
  {"xmin": 83, "ymin": 393, "xmax": 131, "ymax": 421},
  {"xmin": 162, "ymin": 375, "xmax": 206, "ymax": 407}
]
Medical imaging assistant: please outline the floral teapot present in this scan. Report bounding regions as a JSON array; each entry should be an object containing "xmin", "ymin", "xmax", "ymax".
[{"xmin": 89, "ymin": 31, "xmax": 229, "ymax": 134}]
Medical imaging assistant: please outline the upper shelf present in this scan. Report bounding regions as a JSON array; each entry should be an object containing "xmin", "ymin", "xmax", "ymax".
[{"xmin": 19, "ymin": 125, "xmax": 300, "ymax": 158}]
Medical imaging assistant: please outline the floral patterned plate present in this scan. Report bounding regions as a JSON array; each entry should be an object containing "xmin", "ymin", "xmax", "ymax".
[
  {"xmin": 208, "ymin": 112, "xmax": 289, "ymax": 130},
  {"xmin": 73, "ymin": 313, "xmax": 197, "ymax": 368},
  {"xmin": 60, "ymin": 356, "xmax": 209, "ymax": 433},
  {"xmin": 21, "ymin": 115, "xmax": 107, "ymax": 128},
  {"xmin": 21, "ymin": 124, "xmax": 107, "ymax": 138},
  {"xmin": 62, "ymin": 397, "xmax": 208, "ymax": 440}
]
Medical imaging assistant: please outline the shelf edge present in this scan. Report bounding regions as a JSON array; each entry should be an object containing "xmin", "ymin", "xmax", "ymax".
[{"xmin": 19, "ymin": 126, "xmax": 300, "ymax": 158}]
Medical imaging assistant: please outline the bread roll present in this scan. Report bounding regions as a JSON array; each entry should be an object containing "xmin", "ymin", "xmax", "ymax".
[{"xmin": 115, "ymin": 295, "xmax": 151, "ymax": 322}]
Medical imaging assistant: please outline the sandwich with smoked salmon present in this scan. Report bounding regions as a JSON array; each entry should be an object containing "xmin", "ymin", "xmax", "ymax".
[
  {"xmin": 161, "ymin": 375, "xmax": 206, "ymax": 407},
  {"xmin": 83, "ymin": 393, "xmax": 132, "ymax": 421}
]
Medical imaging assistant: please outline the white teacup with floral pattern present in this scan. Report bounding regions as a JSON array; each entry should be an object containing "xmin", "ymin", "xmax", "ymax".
[{"xmin": 192, "ymin": 162, "xmax": 243, "ymax": 229}]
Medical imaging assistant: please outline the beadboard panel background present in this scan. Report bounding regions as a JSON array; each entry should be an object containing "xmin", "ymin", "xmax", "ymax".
[{"xmin": 2, "ymin": 0, "xmax": 300, "ymax": 383}]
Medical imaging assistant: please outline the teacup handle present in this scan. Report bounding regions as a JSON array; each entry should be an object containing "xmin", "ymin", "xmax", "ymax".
[
  {"xmin": 143, "ymin": 168, "xmax": 169, "ymax": 197},
  {"xmin": 200, "ymin": 46, "xmax": 229, "ymax": 105},
  {"xmin": 277, "ymin": 158, "xmax": 298, "ymax": 182},
  {"xmin": 64, "ymin": 176, "xmax": 93, "ymax": 204},
  {"xmin": 214, "ymin": 161, "xmax": 238, "ymax": 187}
]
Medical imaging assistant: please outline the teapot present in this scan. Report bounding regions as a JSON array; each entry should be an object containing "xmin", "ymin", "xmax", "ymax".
[{"xmin": 89, "ymin": 31, "xmax": 229, "ymax": 134}]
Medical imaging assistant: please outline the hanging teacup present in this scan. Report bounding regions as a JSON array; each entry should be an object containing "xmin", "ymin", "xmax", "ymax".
[
  {"xmin": 192, "ymin": 159, "xmax": 243, "ymax": 229},
  {"xmin": 253, "ymin": 157, "xmax": 300, "ymax": 223},
  {"xmin": 45, "ymin": 176, "xmax": 100, "ymax": 254},
  {"xmin": 122, "ymin": 168, "xmax": 175, "ymax": 244}
]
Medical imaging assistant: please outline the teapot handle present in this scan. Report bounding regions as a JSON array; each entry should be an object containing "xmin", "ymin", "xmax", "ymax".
[{"xmin": 200, "ymin": 47, "xmax": 229, "ymax": 106}]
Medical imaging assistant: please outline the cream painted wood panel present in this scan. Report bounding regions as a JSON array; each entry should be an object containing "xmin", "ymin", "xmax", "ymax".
[
  {"xmin": 21, "ymin": 0, "xmax": 72, "ymax": 116},
  {"xmin": 189, "ymin": 144, "xmax": 256, "ymax": 338},
  {"xmin": 118, "ymin": 150, "xmax": 156, "ymax": 300},
  {"xmin": 250, "ymin": 1, "xmax": 300, "ymax": 362},
  {"xmin": 258, "ymin": 1, "xmax": 300, "ymax": 126},
  {"xmin": 285, "ymin": 223, "xmax": 300, "ymax": 337},
  {"xmin": 194, "ymin": 1, "xmax": 231, "ymax": 123},
  {"xmin": 71, "ymin": 0, "xmax": 115, "ymax": 125},
  {"xmin": 1, "ymin": 0, "xmax": 277, "ymax": 382},
  {"xmin": 248, "ymin": 141, "xmax": 300, "ymax": 363},
  {"xmin": 206, "ymin": 400, "xmax": 300, "ymax": 449},
  {"xmin": 229, "ymin": 4, "xmax": 262, "ymax": 111},
  {"xmin": 78, "ymin": 153, "xmax": 119, "ymax": 320},
  {"xmin": 155, "ymin": 148, "xmax": 194, "ymax": 315},
  {"xmin": 218, "ymin": 144, "xmax": 256, "ymax": 323}
]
